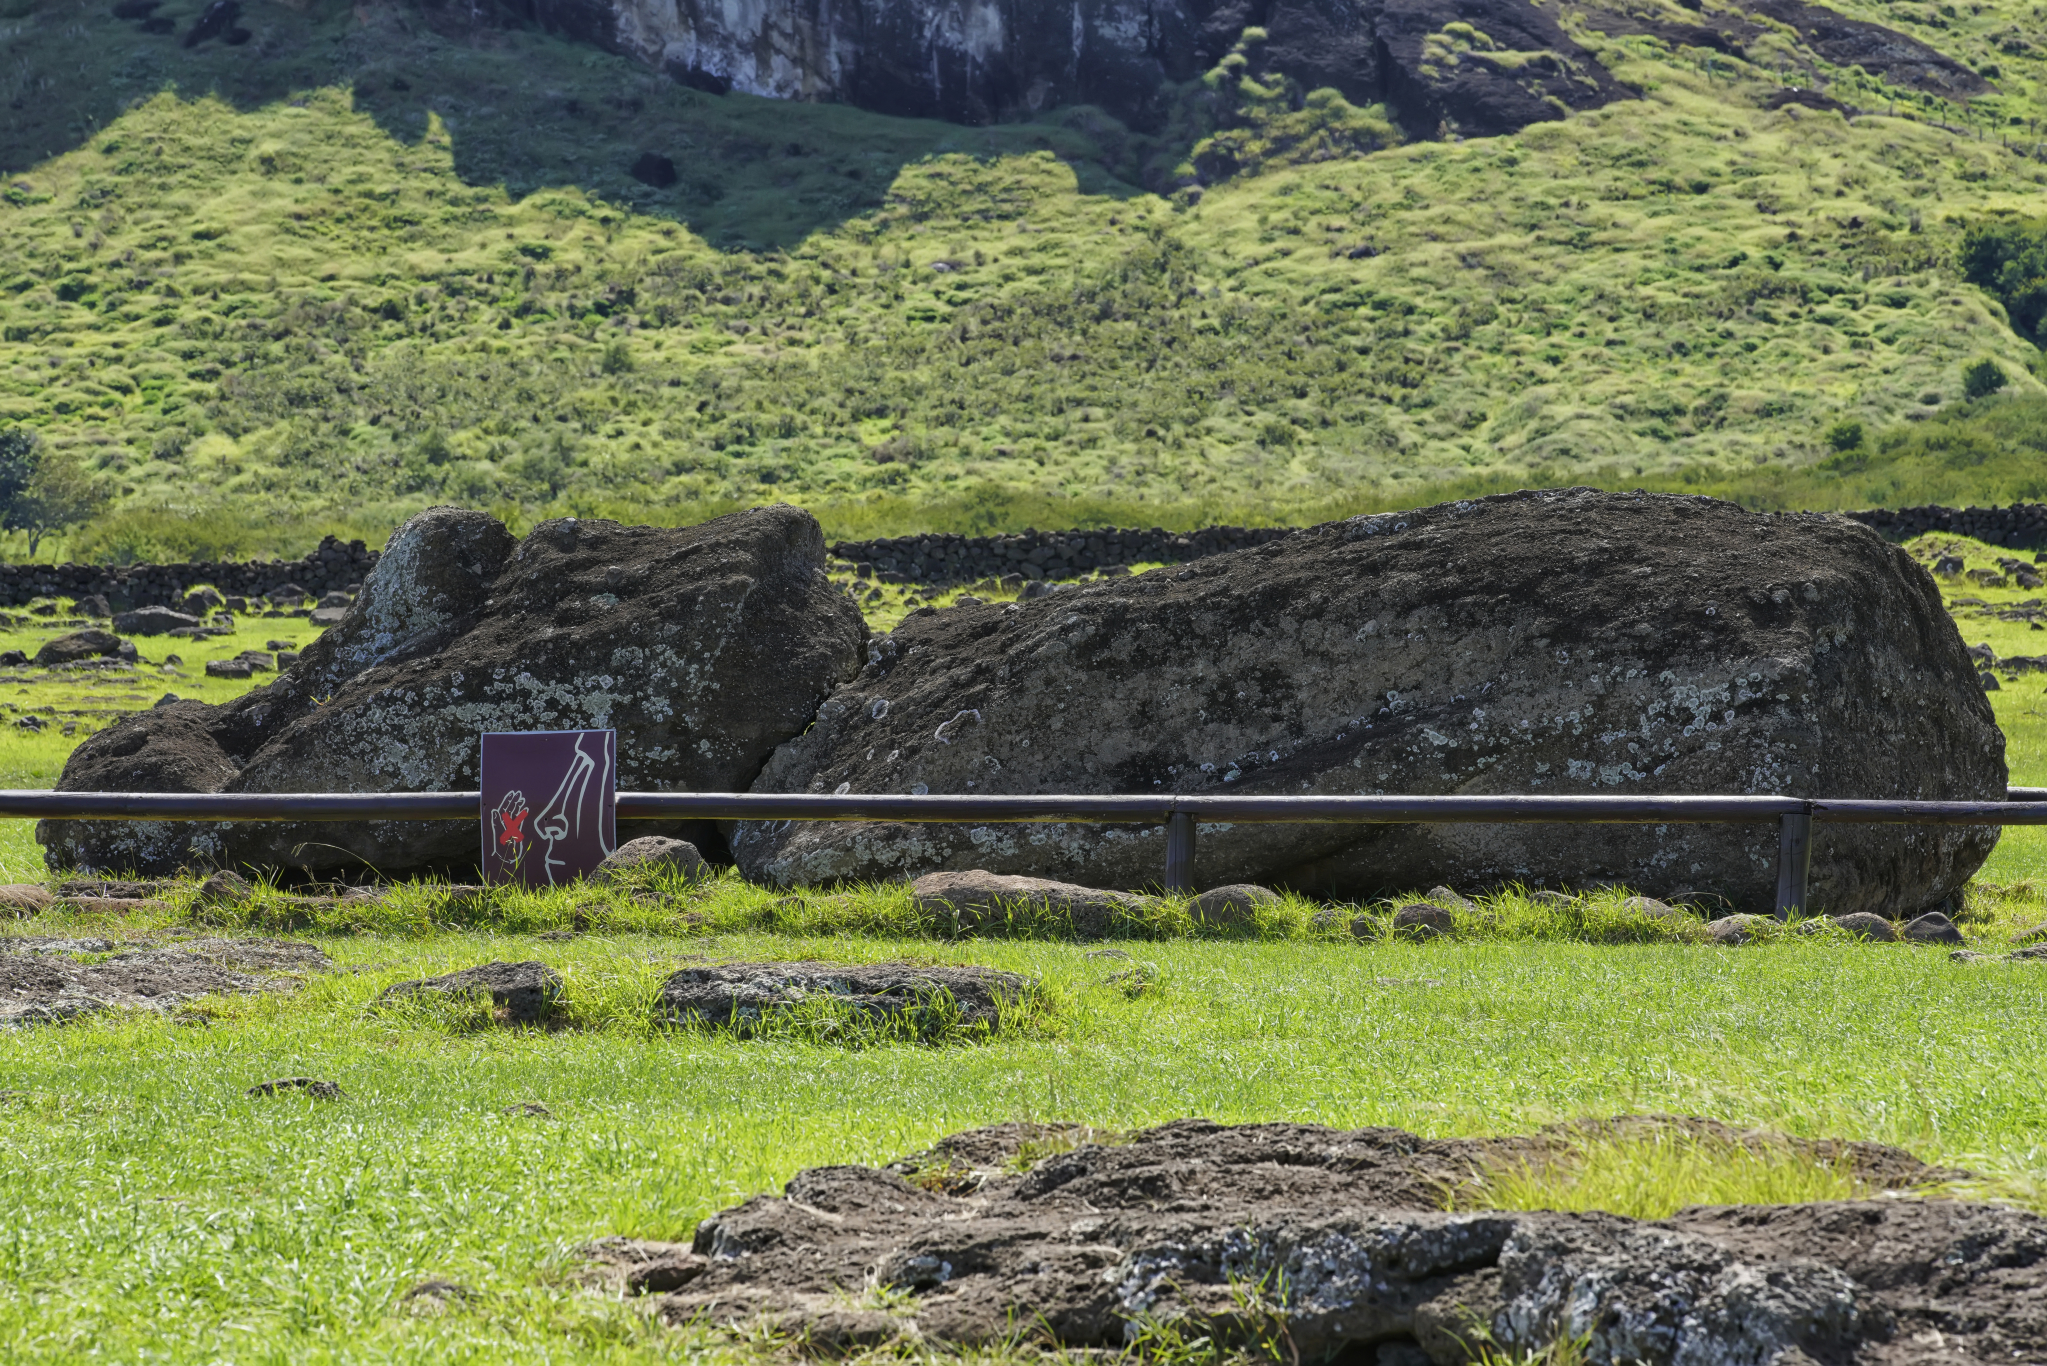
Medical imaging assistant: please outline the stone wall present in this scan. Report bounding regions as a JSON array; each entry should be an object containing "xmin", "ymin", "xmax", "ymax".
[
  {"xmin": 828, "ymin": 525, "xmax": 1295, "ymax": 585},
  {"xmin": 0, "ymin": 506, "xmax": 2028, "ymax": 603},
  {"xmin": 1842, "ymin": 503, "xmax": 2047, "ymax": 549},
  {"xmin": 0, "ymin": 536, "xmax": 378, "ymax": 610}
]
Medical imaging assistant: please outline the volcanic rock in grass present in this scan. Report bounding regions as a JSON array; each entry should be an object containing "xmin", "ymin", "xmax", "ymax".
[
  {"xmin": 32, "ymin": 629, "xmax": 125, "ymax": 667},
  {"xmin": 1706, "ymin": 914, "xmax": 1772, "ymax": 945},
  {"xmin": 579, "ymin": 1237, "xmax": 708, "ymax": 1295},
  {"xmin": 376, "ymin": 960, "xmax": 562, "ymax": 1024},
  {"xmin": 1187, "ymin": 882, "xmax": 1279, "ymax": 928},
  {"xmin": 594, "ymin": 835, "xmax": 709, "ymax": 884},
  {"xmin": 113, "ymin": 606, "xmax": 200, "ymax": 636},
  {"xmin": 1392, "ymin": 902, "xmax": 1454, "ymax": 937},
  {"xmin": 2020, "ymin": 921, "xmax": 2047, "ymax": 944},
  {"xmin": 908, "ymin": 869, "xmax": 1153, "ymax": 938},
  {"xmin": 1829, "ymin": 911, "xmax": 1900, "ymax": 941},
  {"xmin": 644, "ymin": 1117, "xmax": 2021, "ymax": 1358},
  {"xmin": 0, "ymin": 936, "xmax": 327, "ymax": 1026},
  {"xmin": 736, "ymin": 491, "xmax": 2000, "ymax": 917},
  {"xmin": 1617, "ymin": 895, "xmax": 1684, "ymax": 921},
  {"xmin": 42, "ymin": 505, "xmax": 865, "ymax": 878},
  {"xmin": 1902, "ymin": 911, "xmax": 1965, "ymax": 944},
  {"xmin": 656, "ymin": 960, "xmax": 1036, "ymax": 1035}
]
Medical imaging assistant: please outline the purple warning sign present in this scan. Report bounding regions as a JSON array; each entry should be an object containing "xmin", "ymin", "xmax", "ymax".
[{"xmin": 480, "ymin": 729, "xmax": 617, "ymax": 886}]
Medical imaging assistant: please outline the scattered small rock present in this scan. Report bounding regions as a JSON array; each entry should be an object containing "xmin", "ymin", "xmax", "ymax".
[
  {"xmin": 1706, "ymin": 913, "xmax": 1772, "ymax": 945},
  {"xmin": 536, "ymin": 929, "xmax": 578, "ymax": 942},
  {"xmin": 1903, "ymin": 912, "xmax": 1964, "ymax": 944},
  {"xmin": 246, "ymin": 1077, "xmax": 343, "ymax": 1100},
  {"xmin": 1187, "ymin": 883, "xmax": 1280, "ymax": 929},
  {"xmin": 1426, "ymin": 885, "xmax": 1476, "ymax": 912},
  {"xmin": 1529, "ymin": 889, "xmax": 1578, "ymax": 907},
  {"xmin": 593, "ymin": 836, "xmax": 710, "ymax": 885},
  {"xmin": 32, "ymin": 629, "xmax": 125, "ymax": 667},
  {"xmin": 910, "ymin": 870, "xmax": 1152, "ymax": 939},
  {"xmin": 502, "ymin": 1101, "xmax": 553, "ymax": 1117},
  {"xmin": 2008, "ymin": 943, "xmax": 2047, "ymax": 961},
  {"xmin": 205, "ymin": 659, "xmax": 253, "ymax": 679},
  {"xmin": 1391, "ymin": 903, "xmax": 1455, "ymax": 938},
  {"xmin": 2015, "ymin": 921, "xmax": 2047, "ymax": 944},
  {"xmin": 377, "ymin": 961, "xmax": 563, "ymax": 1025},
  {"xmin": 398, "ymin": 1279, "xmax": 472, "ymax": 1315},
  {"xmin": 1830, "ymin": 912, "xmax": 1901, "ymax": 942},
  {"xmin": 656, "ymin": 961, "xmax": 1037, "ymax": 1035},
  {"xmin": 113, "ymin": 606, "xmax": 200, "ymax": 636},
  {"xmin": 578, "ymin": 1237, "xmax": 707, "ymax": 1295},
  {"xmin": 1617, "ymin": 895, "xmax": 1684, "ymax": 920},
  {"xmin": 198, "ymin": 869, "xmax": 253, "ymax": 906}
]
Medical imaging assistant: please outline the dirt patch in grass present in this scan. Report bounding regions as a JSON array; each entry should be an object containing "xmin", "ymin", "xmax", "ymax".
[{"xmin": 0, "ymin": 934, "xmax": 329, "ymax": 1025}]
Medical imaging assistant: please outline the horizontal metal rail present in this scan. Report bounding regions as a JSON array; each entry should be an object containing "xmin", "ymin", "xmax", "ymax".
[
  {"xmin": 6, "ymin": 787, "xmax": 2042, "ymax": 917},
  {"xmin": 1, "ymin": 790, "xmax": 2042, "ymax": 824}
]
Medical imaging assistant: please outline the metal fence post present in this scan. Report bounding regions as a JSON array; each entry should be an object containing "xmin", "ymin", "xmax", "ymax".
[
  {"xmin": 1774, "ymin": 809, "xmax": 1812, "ymax": 919},
  {"xmin": 1164, "ymin": 811, "xmax": 1196, "ymax": 895}
]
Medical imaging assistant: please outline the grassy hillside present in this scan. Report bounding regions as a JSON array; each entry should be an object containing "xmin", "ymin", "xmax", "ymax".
[{"xmin": 1, "ymin": 0, "xmax": 2046, "ymax": 555}]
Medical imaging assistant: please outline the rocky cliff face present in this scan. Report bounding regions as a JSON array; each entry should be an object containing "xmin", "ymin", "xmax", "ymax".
[{"xmin": 518, "ymin": 0, "xmax": 1984, "ymax": 141}]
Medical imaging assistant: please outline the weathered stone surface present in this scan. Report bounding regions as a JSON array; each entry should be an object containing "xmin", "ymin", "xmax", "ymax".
[
  {"xmin": 114, "ymin": 606, "xmax": 200, "ymax": 636},
  {"xmin": 32, "ymin": 629, "xmax": 125, "ymax": 667},
  {"xmin": 41, "ymin": 505, "xmax": 866, "ymax": 877},
  {"xmin": 0, "ymin": 935, "xmax": 328, "ymax": 1026},
  {"xmin": 908, "ymin": 869, "xmax": 1152, "ymax": 938},
  {"xmin": 377, "ymin": 960, "xmax": 562, "ymax": 1023},
  {"xmin": 737, "ymin": 491, "xmax": 2000, "ymax": 916},
  {"xmin": 656, "ymin": 960, "xmax": 1036, "ymax": 1034},
  {"xmin": 643, "ymin": 1118, "xmax": 2034, "ymax": 1360},
  {"xmin": 1706, "ymin": 913, "xmax": 1773, "ymax": 945},
  {"xmin": 1830, "ymin": 911, "xmax": 1900, "ymax": 941},
  {"xmin": 1903, "ymin": 911, "xmax": 1965, "ymax": 944},
  {"xmin": 1187, "ymin": 882, "xmax": 1279, "ymax": 928},
  {"xmin": 1392, "ymin": 902, "xmax": 1455, "ymax": 937},
  {"xmin": 594, "ymin": 835, "xmax": 710, "ymax": 884},
  {"xmin": 1617, "ymin": 895, "xmax": 1684, "ymax": 921}
]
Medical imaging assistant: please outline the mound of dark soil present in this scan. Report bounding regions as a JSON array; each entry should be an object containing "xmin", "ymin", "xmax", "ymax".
[
  {"xmin": 656, "ymin": 960, "xmax": 1037, "ymax": 1035},
  {"xmin": 0, "ymin": 935, "xmax": 328, "ymax": 1025},
  {"xmin": 639, "ymin": 1118, "xmax": 2041, "ymax": 1361}
]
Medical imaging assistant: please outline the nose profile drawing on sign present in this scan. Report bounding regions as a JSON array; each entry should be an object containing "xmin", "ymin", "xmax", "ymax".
[{"xmin": 480, "ymin": 730, "xmax": 617, "ymax": 886}]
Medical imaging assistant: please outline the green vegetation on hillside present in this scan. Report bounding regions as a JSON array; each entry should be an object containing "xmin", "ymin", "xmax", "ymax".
[{"xmin": 2, "ymin": 0, "xmax": 2047, "ymax": 553}]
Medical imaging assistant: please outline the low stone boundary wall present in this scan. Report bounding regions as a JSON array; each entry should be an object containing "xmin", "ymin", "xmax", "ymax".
[
  {"xmin": 827, "ymin": 524, "xmax": 1295, "ymax": 585},
  {"xmin": 0, "ymin": 505, "xmax": 2030, "ymax": 601},
  {"xmin": 1843, "ymin": 504, "xmax": 2047, "ymax": 549},
  {"xmin": 0, "ymin": 536, "xmax": 378, "ymax": 610}
]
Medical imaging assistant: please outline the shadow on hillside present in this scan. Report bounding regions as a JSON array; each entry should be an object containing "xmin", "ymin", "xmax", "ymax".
[{"xmin": 1, "ymin": 0, "xmax": 1142, "ymax": 250}]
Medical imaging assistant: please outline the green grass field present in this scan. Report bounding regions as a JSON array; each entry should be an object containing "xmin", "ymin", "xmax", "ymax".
[{"xmin": 1, "ymin": 535, "xmax": 2046, "ymax": 1359}]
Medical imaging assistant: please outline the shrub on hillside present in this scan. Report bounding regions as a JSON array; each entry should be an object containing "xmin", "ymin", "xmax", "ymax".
[
  {"xmin": 1960, "ymin": 218, "xmax": 2047, "ymax": 345},
  {"xmin": 1964, "ymin": 358, "xmax": 2009, "ymax": 401}
]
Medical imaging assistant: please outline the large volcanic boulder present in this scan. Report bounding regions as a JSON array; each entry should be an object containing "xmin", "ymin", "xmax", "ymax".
[
  {"xmin": 642, "ymin": 1119, "xmax": 2044, "ymax": 1359},
  {"xmin": 734, "ymin": 489, "xmax": 2003, "ymax": 916},
  {"xmin": 41, "ymin": 505, "xmax": 866, "ymax": 877}
]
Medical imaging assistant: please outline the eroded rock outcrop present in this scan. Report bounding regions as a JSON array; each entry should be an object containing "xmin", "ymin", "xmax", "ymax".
[
  {"xmin": 735, "ymin": 489, "xmax": 2003, "ymax": 916},
  {"xmin": 526, "ymin": 0, "xmax": 1982, "ymax": 146},
  {"xmin": 643, "ymin": 1119, "xmax": 2040, "ymax": 1361},
  {"xmin": 41, "ymin": 505, "xmax": 866, "ymax": 878}
]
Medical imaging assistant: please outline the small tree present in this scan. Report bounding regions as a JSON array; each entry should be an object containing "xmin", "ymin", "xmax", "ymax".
[
  {"xmin": 1824, "ymin": 418, "xmax": 1865, "ymax": 452},
  {"xmin": 0, "ymin": 429, "xmax": 108, "ymax": 555},
  {"xmin": 1963, "ymin": 358, "xmax": 2009, "ymax": 401}
]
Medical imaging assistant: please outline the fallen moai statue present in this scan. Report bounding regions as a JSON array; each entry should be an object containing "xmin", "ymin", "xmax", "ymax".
[
  {"xmin": 735, "ymin": 489, "xmax": 2004, "ymax": 916},
  {"xmin": 615, "ymin": 1118, "xmax": 2042, "ymax": 1362},
  {"xmin": 41, "ymin": 504, "xmax": 867, "ymax": 877}
]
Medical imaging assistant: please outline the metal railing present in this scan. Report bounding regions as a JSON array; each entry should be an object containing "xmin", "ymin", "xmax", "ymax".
[{"xmin": 8, "ymin": 788, "xmax": 2047, "ymax": 915}]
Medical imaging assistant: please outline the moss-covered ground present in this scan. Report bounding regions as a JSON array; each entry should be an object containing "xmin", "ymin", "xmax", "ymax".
[{"xmin": 4, "ymin": 0, "xmax": 2047, "ymax": 555}]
